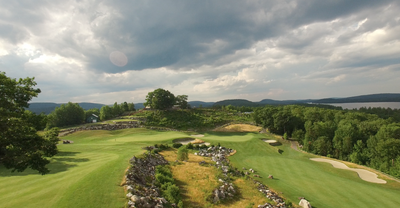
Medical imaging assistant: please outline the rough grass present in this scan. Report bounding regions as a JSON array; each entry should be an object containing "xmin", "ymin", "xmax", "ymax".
[
  {"xmin": 160, "ymin": 150, "xmax": 268, "ymax": 208},
  {"xmin": 214, "ymin": 124, "xmax": 262, "ymax": 132}
]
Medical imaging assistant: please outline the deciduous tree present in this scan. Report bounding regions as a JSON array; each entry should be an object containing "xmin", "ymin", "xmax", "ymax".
[{"xmin": 0, "ymin": 72, "xmax": 58, "ymax": 174}]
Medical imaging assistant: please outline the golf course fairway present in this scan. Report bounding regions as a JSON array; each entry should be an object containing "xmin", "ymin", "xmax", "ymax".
[{"xmin": 1, "ymin": 128, "xmax": 400, "ymax": 208}]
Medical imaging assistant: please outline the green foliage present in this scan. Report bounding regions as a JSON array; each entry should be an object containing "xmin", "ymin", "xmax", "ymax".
[
  {"xmin": 177, "ymin": 200, "xmax": 184, "ymax": 208},
  {"xmin": 156, "ymin": 173, "xmax": 174, "ymax": 184},
  {"xmin": 175, "ymin": 95, "xmax": 190, "ymax": 109},
  {"xmin": 141, "ymin": 108, "xmax": 251, "ymax": 130},
  {"xmin": 253, "ymin": 104, "xmax": 400, "ymax": 178},
  {"xmin": 187, "ymin": 143, "xmax": 194, "ymax": 149},
  {"xmin": 144, "ymin": 88, "xmax": 176, "ymax": 110},
  {"xmin": 155, "ymin": 165, "xmax": 181, "ymax": 205},
  {"xmin": 0, "ymin": 72, "xmax": 59, "ymax": 174},
  {"xmin": 173, "ymin": 143, "xmax": 183, "ymax": 148},
  {"xmin": 23, "ymin": 110, "xmax": 48, "ymax": 130},
  {"xmin": 99, "ymin": 102, "xmax": 135, "ymax": 121},
  {"xmin": 177, "ymin": 146, "xmax": 189, "ymax": 161},
  {"xmin": 47, "ymin": 102, "xmax": 85, "ymax": 128},
  {"xmin": 164, "ymin": 184, "xmax": 181, "ymax": 204}
]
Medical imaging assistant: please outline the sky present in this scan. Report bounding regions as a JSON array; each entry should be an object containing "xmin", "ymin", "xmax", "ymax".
[{"xmin": 1, "ymin": 0, "xmax": 400, "ymax": 104}]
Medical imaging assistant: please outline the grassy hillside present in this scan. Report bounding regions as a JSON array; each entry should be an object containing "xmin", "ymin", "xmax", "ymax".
[{"xmin": 1, "ymin": 128, "xmax": 400, "ymax": 208}]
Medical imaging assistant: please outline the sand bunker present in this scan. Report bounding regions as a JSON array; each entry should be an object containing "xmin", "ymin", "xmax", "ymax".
[
  {"xmin": 190, "ymin": 134, "xmax": 205, "ymax": 137},
  {"xmin": 310, "ymin": 158, "xmax": 386, "ymax": 184},
  {"xmin": 173, "ymin": 138, "xmax": 210, "ymax": 146},
  {"xmin": 262, "ymin": 139, "xmax": 277, "ymax": 143}
]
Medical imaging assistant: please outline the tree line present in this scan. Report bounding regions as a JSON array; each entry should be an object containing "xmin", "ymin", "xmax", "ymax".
[
  {"xmin": 46, "ymin": 102, "xmax": 136, "ymax": 128},
  {"xmin": 253, "ymin": 105, "xmax": 400, "ymax": 178}
]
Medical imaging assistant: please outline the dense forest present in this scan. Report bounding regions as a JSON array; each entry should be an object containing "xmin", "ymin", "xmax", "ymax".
[{"xmin": 252, "ymin": 105, "xmax": 400, "ymax": 178}]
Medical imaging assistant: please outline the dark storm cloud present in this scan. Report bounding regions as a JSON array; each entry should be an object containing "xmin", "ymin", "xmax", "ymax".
[{"xmin": 79, "ymin": 0, "xmax": 398, "ymax": 73}]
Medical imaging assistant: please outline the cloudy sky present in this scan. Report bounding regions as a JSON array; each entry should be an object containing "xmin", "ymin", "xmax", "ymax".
[{"xmin": 1, "ymin": 0, "xmax": 400, "ymax": 104}]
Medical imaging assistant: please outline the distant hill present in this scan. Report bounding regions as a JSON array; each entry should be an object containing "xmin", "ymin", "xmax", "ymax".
[
  {"xmin": 28, "ymin": 93, "xmax": 400, "ymax": 114},
  {"xmin": 313, "ymin": 93, "xmax": 400, "ymax": 103},
  {"xmin": 189, "ymin": 101, "xmax": 214, "ymax": 108},
  {"xmin": 213, "ymin": 99, "xmax": 262, "ymax": 107},
  {"xmin": 27, "ymin": 102, "xmax": 105, "ymax": 114}
]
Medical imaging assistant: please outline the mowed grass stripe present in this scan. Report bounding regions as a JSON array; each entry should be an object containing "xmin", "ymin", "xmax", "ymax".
[
  {"xmin": 0, "ymin": 152, "xmax": 118, "ymax": 208},
  {"xmin": 218, "ymin": 132, "xmax": 400, "ymax": 208}
]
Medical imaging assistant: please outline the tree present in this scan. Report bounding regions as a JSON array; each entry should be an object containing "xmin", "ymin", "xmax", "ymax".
[
  {"xmin": 127, "ymin": 102, "xmax": 135, "ymax": 111},
  {"xmin": 47, "ymin": 102, "xmax": 85, "ymax": 128},
  {"xmin": 0, "ymin": 72, "xmax": 59, "ymax": 174},
  {"xmin": 100, "ymin": 105, "xmax": 113, "ymax": 120},
  {"xmin": 175, "ymin": 95, "xmax": 189, "ymax": 109},
  {"xmin": 177, "ymin": 146, "xmax": 189, "ymax": 161},
  {"xmin": 144, "ymin": 88, "xmax": 175, "ymax": 110}
]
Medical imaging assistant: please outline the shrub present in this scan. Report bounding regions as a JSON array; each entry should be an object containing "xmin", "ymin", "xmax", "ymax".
[
  {"xmin": 177, "ymin": 200, "xmax": 184, "ymax": 208},
  {"xmin": 156, "ymin": 165, "xmax": 172, "ymax": 178},
  {"xmin": 177, "ymin": 146, "xmax": 189, "ymax": 161},
  {"xmin": 155, "ymin": 173, "xmax": 174, "ymax": 185},
  {"xmin": 187, "ymin": 143, "xmax": 194, "ymax": 149},
  {"xmin": 164, "ymin": 184, "xmax": 181, "ymax": 204},
  {"xmin": 173, "ymin": 143, "xmax": 183, "ymax": 148}
]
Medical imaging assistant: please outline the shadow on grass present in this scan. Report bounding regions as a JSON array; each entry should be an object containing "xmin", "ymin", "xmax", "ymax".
[
  {"xmin": 0, "ymin": 151, "xmax": 89, "ymax": 176},
  {"xmin": 269, "ymin": 142, "xmax": 282, "ymax": 147}
]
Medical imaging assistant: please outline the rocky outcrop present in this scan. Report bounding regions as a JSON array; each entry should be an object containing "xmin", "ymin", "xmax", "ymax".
[
  {"xmin": 256, "ymin": 181, "xmax": 287, "ymax": 208},
  {"xmin": 124, "ymin": 152, "xmax": 170, "ymax": 208}
]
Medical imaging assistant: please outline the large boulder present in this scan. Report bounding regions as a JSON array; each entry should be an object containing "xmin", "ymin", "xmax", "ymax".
[{"xmin": 299, "ymin": 199, "xmax": 312, "ymax": 208}]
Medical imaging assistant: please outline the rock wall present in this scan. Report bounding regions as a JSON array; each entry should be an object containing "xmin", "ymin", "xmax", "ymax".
[{"xmin": 124, "ymin": 152, "xmax": 170, "ymax": 208}]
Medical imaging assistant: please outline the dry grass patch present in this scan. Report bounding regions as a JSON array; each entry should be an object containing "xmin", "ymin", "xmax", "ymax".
[
  {"xmin": 160, "ymin": 150, "xmax": 219, "ymax": 208},
  {"xmin": 214, "ymin": 124, "xmax": 262, "ymax": 132},
  {"xmin": 192, "ymin": 138, "xmax": 206, "ymax": 144},
  {"xmin": 160, "ymin": 150, "xmax": 268, "ymax": 208}
]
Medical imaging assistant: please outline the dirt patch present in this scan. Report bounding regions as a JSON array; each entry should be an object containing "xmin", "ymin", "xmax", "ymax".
[
  {"xmin": 310, "ymin": 158, "xmax": 387, "ymax": 184},
  {"xmin": 214, "ymin": 124, "xmax": 262, "ymax": 132}
]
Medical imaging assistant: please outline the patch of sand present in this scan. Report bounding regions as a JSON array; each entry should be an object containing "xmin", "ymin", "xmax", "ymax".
[
  {"xmin": 262, "ymin": 139, "xmax": 277, "ymax": 143},
  {"xmin": 173, "ymin": 138, "xmax": 210, "ymax": 146},
  {"xmin": 310, "ymin": 158, "xmax": 386, "ymax": 184}
]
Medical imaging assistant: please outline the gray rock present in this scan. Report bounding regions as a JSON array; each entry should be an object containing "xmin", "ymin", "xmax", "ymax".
[{"xmin": 131, "ymin": 195, "xmax": 140, "ymax": 202}]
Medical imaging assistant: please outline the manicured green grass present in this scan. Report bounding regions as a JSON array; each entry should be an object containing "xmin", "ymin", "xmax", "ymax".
[
  {"xmin": 201, "ymin": 133, "xmax": 400, "ymax": 208},
  {"xmin": 0, "ymin": 129, "xmax": 190, "ymax": 208},
  {"xmin": 1, "ymin": 129, "xmax": 400, "ymax": 208}
]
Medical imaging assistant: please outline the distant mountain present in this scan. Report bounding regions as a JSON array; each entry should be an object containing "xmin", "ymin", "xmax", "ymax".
[
  {"xmin": 213, "ymin": 99, "xmax": 262, "ymax": 107},
  {"xmin": 27, "ymin": 93, "xmax": 400, "ymax": 114},
  {"xmin": 313, "ymin": 93, "xmax": 400, "ymax": 103},
  {"xmin": 27, "ymin": 102, "xmax": 105, "ymax": 114},
  {"xmin": 189, "ymin": 101, "xmax": 214, "ymax": 108}
]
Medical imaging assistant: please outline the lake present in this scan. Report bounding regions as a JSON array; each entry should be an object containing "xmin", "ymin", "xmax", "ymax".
[{"xmin": 323, "ymin": 102, "xmax": 400, "ymax": 109}]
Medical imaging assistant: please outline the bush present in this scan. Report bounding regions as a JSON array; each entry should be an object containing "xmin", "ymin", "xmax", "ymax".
[
  {"xmin": 164, "ymin": 184, "xmax": 181, "ymax": 204},
  {"xmin": 155, "ymin": 173, "xmax": 174, "ymax": 184},
  {"xmin": 156, "ymin": 165, "xmax": 173, "ymax": 178},
  {"xmin": 177, "ymin": 200, "xmax": 184, "ymax": 208},
  {"xmin": 177, "ymin": 146, "xmax": 189, "ymax": 161},
  {"xmin": 187, "ymin": 143, "xmax": 194, "ymax": 149},
  {"xmin": 173, "ymin": 143, "xmax": 183, "ymax": 148}
]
